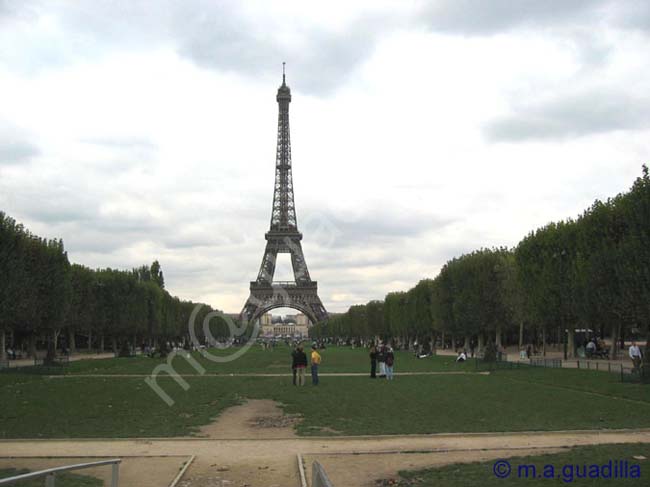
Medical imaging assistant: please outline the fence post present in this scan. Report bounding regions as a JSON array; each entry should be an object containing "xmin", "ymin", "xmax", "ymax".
[
  {"xmin": 312, "ymin": 461, "xmax": 334, "ymax": 487},
  {"xmin": 111, "ymin": 462, "xmax": 119, "ymax": 487},
  {"xmin": 45, "ymin": 473, "xmax": 55, "ymax": 487}
]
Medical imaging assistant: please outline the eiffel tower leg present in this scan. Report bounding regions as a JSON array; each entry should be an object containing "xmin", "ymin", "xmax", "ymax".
[
  {"xmin": 289, "ymin": 240, "xmax": 311, "ymax": 282},
  {"xmin": 256, "ymin": 243, "xmax": 277, "ymax": 283}
]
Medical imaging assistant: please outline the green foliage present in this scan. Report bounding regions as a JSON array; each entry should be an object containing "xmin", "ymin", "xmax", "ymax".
[
  {"xmin": 395, "ymin": 443, "xmax": 650, "ymax": 487},
  {"xmin": 0, "ymin": 213, "xmax": 216, "ymax": 354},
  {"xmin": 312, "ymin": 167, "xmax": 650, "ymax": 352},
  {"xmin": 0, "ymin": 469, "xmax": 102, "ymax": 486}
]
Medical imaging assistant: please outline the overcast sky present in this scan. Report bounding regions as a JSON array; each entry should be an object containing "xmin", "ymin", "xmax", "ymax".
[{"xmin": 1, "ymin": 0, "xmax": 649, "ymax": 314}]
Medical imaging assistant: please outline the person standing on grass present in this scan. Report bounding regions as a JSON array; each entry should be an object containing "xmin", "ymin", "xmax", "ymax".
[
  {"xmin": 385, "ymin": 346, "xmax": 395, "ymax": 380},
  {"xmin": 369, "ymin": 344, "xmax": 377, "ymax": 379},
  {"xmin": 377, "ymin": 343, "xmax": 386, "ymax": 378},
  {"xmin": 291, "ymin": 344, "xmax": 300, "ymax": 386},
  {"xmin": 629, "ymin": 341, "xmax": 643, "ymax": 372},
  {"xmin": 294, "ymin": 345, "xmax": 307, "ymax": 386},
  {"xmin": 311, "ymin": 344, "xmax": 321, "ymax": 386}
]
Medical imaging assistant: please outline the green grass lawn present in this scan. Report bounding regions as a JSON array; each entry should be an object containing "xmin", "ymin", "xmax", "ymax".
[
  {"xmin": 0, "ymin": 468, "xmax": 101, "ymax": 486},
  {"xmin": 61, "ymin": 344, "xmax": 462, "ymax": 375},
  {"xmin": 394, "ymin": 443, "xmax": 650, "ymax": 486},
  {"xmin": 2, "ymin": 346, "xmax": 649, "ymax": 438}
]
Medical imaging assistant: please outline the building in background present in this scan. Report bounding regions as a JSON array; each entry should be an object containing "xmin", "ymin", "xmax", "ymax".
[{"xmin": 259, "ymin": 312, "xmax": 310, "ymax": 338}]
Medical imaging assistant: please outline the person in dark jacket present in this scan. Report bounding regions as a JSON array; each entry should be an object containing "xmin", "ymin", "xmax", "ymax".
[
  {"xmin": 291, "ymin": 345, "xmax": 300, "ymax": 386},
  {"xmin": 294, "ymin": 345, "xmax": 308, "ymax": 386},
  {"xmin": 369, "ymin": 345, "xmax": 377, "ymax": 378}
]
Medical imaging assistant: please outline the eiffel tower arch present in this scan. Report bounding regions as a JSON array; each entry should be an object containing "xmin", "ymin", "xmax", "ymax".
[{"xmin": 240, "ymin": 67, "xmax": 328, "ymax": 326}]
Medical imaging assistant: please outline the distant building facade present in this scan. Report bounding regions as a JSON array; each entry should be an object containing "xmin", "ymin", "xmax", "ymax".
[{"xmin": 259, "ymin": 312, "xmax": 309, "ymax": 338}]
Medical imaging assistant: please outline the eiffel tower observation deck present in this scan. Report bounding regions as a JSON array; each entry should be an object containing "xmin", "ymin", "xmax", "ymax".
[{"xmin": 240, "ymin": 66, "xmax": 328, "ymax": 325}]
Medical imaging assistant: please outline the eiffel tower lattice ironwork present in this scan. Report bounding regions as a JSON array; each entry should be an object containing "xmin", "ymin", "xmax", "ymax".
[{"xmin": 240, "ymin": 67, "xmax": 328, "ymax": 325}]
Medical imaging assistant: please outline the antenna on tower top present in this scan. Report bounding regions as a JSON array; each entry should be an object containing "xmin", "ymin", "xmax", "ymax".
[{"xmin": 282, "ymin": 62, "xmax": 286, "ymax": 84}]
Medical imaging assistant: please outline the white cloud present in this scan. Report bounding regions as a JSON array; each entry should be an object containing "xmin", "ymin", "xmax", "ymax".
[{"xmin": 1, "ymin": 1, "xmax": 650, "ymax": 313}]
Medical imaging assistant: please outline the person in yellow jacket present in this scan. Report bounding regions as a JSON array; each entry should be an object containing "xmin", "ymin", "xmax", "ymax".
[{"xmin": 310, "ymin": 344, "xmax": 321, "ymax": 386}]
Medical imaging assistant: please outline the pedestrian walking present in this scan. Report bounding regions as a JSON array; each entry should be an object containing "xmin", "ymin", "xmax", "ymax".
[
  {"xmin": 385, "ymin": 346, "xmax": 395, "ymax": 380},
  {"xmin": 629, "ymin": 341, "xmax": 643, "ymax": 372},
  {"xmin": 369, "ymin": 345, "xmax": 377, "ymax": 378},
  {"xmin": 310, "ymin": 344, "xmax": 321, "ymax": 385}
]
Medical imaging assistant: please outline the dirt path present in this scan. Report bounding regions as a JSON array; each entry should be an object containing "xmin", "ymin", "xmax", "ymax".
[
  {"xmin": 2, "ymin": 399, "xmax": 650, "ymax": 486},
  {"xmin": 197, "ymin": 399, "xmax": 299, "ymax": 439}
]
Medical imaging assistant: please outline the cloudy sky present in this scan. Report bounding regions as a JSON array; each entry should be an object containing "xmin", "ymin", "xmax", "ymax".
[{"xmin": 1, "ymin": 0, "xmax": 649, "ymax": 314}]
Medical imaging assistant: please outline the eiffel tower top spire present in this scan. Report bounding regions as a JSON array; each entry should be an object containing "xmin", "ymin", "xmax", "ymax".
[
  {"xmin": 240, "ymin": 71, "xmax": 328, "ymax": 325},
  {"xmin": 270, "ymin": 64, "xmax": 297, "ymax": 232}
]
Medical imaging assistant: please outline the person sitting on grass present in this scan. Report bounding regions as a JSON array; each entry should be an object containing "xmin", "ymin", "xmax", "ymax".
[{"xmin": 456, "ymin": 351, "xmax": 467, "ymax": 362}]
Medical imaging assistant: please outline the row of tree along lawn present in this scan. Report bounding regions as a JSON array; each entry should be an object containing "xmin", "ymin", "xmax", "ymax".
[
  {"xmin": 0, "ymin": 213, "xmax": 232, "ymax": 362},
  {"xmin": 310, "ymin": 166, "xmax": 650, "ymax": 360}
]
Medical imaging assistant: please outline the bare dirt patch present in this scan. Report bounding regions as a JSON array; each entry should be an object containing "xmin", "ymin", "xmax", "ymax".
[
  {"xmin": 197, "ymin": 399, "xmax": 300, "ymax": 439},
  {"xmin": 179, "ymin": 455, "xmax": 297, "ymax": 487}
]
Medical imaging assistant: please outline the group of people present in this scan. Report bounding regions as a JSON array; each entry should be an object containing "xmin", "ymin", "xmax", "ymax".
[
  {"xmin": 585, "ymin": 337, "xmax": 610, "ymax": 359},
  {"xmin": 369, "ymin": 343, "xmax": 395, "ymax": 380},
  {"xmin": 291, "ymin": 344, "xmax": 322, "ymax": 386}
]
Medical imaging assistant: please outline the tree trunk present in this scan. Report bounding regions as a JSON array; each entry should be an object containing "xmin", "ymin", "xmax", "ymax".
[
  {"xmin": 518, "ymin": 321, "xmax": 524, "ymax": 349},
  {"xmin": 495, "ymin": 325, "xmax": 502, "ymax": 347},
  {"xmin": 29, "ymin": 334, "xmax": 37, "ymax": 358},
  {"xmin": 111, "ymin": 337, "xmax": 117, "ymax": 353},
  {"xmin": 610, "ymin": 322, "xmax": 621, "ymax": 361},
  {"xmin": 441, "ymin": 331, "xmax": 445, "ymax": 349},
  {"xmin": 0, "ymin": 329, "xmax": 6, "ymax": 362},
  {"xmin": 69, "ymin": 329, "xmax": 76, "ymax": 354},
  {"xmin": 100, "ymin": 335, "xmax": 105, "ymax": 352},
  {"xmin": 463, "ymin": 335, "xmax": 470, "ymax": 350},
  {"xmin": 542, "ymin": 328, "xmax": 547, "ymax": 357},
  {"xmin": 45, "ymin": 330, "xmax": 57, "ymax": 363},
  {"xmin": 567, "ymin": 328, "xmax": 575, "ymax": 359},
  {"xmin": 451, "ymin": 334, "xmax": 456, "ymax": 352},
  {"xmin": 87, "ymin": 328, "xmax": 93, "ymax": 352},
  {"xmin": 477, "ymin": 333, "xmax": 484, "ymax": 355}
]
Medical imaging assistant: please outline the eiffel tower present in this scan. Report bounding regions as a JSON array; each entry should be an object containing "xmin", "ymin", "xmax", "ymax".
[{"xmin": 240, "ymin": 66, "xmax": 328, "ymax": 325}]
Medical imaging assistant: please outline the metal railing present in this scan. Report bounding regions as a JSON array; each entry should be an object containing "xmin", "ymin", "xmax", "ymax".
[
  {"xmin": 312, "ymin": 461, "xmax": 334, "ymax": 487},
  {"xmin": 0, "ymin": 459, "xmax": 121, "ymax": 486},
  {"xmin": 530, "ymin": 357, "xmax": 562, "ymax": 368}
]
